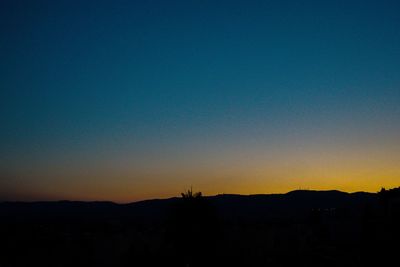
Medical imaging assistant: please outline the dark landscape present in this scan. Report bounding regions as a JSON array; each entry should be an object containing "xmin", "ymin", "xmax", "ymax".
[
  {"xmin": 2, "ymin": 1, "xmax": 400, "ymax": 266},
  {"xmin": 1, "ymin": 187, "xmax": 399, "ymax": 267}
]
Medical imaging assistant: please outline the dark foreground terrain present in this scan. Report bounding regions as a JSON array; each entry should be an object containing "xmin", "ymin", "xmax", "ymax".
[{"xmin": 1, "ymin": 188, "xmax": 399, "ymax": 267}]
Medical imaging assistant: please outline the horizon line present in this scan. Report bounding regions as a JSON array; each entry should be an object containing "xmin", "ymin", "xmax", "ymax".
[{"xmin": 1, "ymin": 187, "xmax": 386, "ymax": 205}]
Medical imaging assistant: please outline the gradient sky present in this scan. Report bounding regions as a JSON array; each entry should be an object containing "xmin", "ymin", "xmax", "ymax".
[{"xmin": 1, "ymin": 0, "xmax": 399, "ymax": 202}]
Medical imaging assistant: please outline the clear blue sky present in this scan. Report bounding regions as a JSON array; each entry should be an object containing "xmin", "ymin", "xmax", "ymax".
[{"xmin": 1, "ymin": 0, "xmax": 399, "ymax": 202}]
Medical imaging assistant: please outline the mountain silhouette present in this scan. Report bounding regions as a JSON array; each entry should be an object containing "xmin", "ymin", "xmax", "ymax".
[
  {"xmin": 0, "ymin": 189, "xmax": 398, "ymax": 267},
  {"xmin": 0, "ymin": 190, "xmax": 376, "ymax": 220}
]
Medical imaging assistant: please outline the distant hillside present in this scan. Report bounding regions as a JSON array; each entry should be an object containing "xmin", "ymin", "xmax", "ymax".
[
  {"xmin": 0, "ymin": 190, "xmax": 377, "ymax": 222},
  {"xmin": 2, "ymin": 189, "xmax": 398, "ymax": 267}
]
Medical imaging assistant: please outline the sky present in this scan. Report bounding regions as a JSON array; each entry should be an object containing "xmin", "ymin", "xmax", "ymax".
[{"xmin": 1, "ymin": 0, "xmax": 399, "ymax": 202}]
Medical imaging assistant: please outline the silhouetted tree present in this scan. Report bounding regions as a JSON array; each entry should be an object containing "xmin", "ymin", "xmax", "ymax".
[
  {"xmin": 181, "ymin": 187, "xmax": 202, "ymax": 199},
  {"xmin": 166, "ymin": 189, "xmax": 220, "ymax": 267}
]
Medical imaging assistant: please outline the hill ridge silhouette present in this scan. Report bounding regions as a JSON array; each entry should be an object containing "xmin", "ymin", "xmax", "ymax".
[
  {"xmin": 0, "ymin": 189, "xmax": 376, "ymax": 205},
  {"xmin": 0, "ymin": 189, "xmax": 378, "ymax": 223},
  {"xmin": 1, "ymin": 188, "xmax": 399, "ymax": 267}
]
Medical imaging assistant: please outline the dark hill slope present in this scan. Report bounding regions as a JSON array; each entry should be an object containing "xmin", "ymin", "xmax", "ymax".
[{"xmin": 0, "ymin": 190, "xmax": 377, "ymax": 222}]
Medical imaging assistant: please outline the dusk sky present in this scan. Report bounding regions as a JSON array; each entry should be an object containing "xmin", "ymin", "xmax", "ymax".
[{"xmin": 1, "ymin": 0, "xmax": 399, "ymax": 202}]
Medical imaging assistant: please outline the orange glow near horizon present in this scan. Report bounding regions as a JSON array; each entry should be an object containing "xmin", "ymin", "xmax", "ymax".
[{"xmin": 2, "ymin": 136, "xmax": 399, "ymax": 203}]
